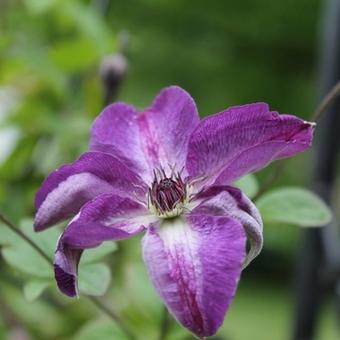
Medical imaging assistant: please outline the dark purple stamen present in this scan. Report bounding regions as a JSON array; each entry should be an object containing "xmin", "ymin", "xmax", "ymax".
[{"xmin": 149, "ymin": 169, "xmax": 186, "ymax": 216}]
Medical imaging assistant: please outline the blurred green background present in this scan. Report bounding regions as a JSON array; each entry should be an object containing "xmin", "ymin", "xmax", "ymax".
[{"xmin": 0, "ymin": 0, "xmax": 337, "ymax": 339}]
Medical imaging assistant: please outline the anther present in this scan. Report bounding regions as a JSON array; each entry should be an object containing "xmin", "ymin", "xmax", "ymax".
[{"xmin": 148, "ymin": 167, "xmax": 187, "ymax": 218}]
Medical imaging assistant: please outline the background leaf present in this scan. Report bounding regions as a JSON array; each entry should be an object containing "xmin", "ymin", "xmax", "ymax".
[
  {"xmin": 23, "ymin": 0, "xmax": 57, "ymax": 14},
  {"xmin": 74, "ymin": 320, "xmax": 130, "ymax": 340},
  {"xmin": 0, "ymin": 218, "xmax": 114, "ymax": 298},
  {"xmin": 78, "ymin": 263, "xmax": 111, "ymax": 296},
  {"xmin": 0, "ymin": 219, "xmax": 58, "ymax": 278},
  {"xmin": 256, "ymin": 187, "xmax": 332, "ymax": 227},
  {"xmin": 81, "ymin": 242, "xmax": 117, "ymax": 264},
  {"xmin": 48, "ymin": 38, "xmax": 100, "ymax": 72},
  {"xmin": 23, "ymin": 279, "xmax": 51, "ymax": 302},
  {"xmin": 234, "ymin": 173, "xmax": 259, "ymax": 198}
]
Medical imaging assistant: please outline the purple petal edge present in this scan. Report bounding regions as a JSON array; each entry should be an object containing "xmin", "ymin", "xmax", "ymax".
[
  {"xmin": 186, "ymin": 103, "xmax": 315, "ymax": 187},
  {"xmin": 34, "ymin": 151, "xmax": 146, "ymax": 231},
  {"xmin": 53, "ymin": 194, "xmax": 155, "ymax": 297},
  {"xmin": 194, "ymin": 185, "xmax": 263, "ymax": 268}
]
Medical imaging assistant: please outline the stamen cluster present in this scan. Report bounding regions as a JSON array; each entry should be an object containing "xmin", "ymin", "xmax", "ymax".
[{"xmin": 148, "ymin": 168, "xmax": 187, "ymax": 218}]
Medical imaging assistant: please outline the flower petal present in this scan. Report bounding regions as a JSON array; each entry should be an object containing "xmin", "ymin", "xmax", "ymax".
[
  {"xmin": 35, "ymin": 152, "xmax": 147, "ymax": 231},
  {"xmin": 142, "ymin": 215, "xmax": 246, "ymax": 338},
  {"xmin": 145, "ymin": 86, "xmax": 200, "ymax": 171},
  {"xmin": 194, "ymin": 185, "xmax": 263, "ymax": 268},
  {"xmin": 54, "ymin": 194, "xmax": 155, "ymax": 297},
  {"xmin": 90, "ymin": 103, "xmax": 152, "ymax": 179},
  {"xmin": 186, "ymin": 103, "xmax": 314, "ymax": 186},
  {"xmin": 90, "ymin": 86, "xmax": 200, "ymax": 182}
]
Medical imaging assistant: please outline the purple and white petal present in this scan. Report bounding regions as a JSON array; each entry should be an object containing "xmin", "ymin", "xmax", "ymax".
[
  {"xmin": 55, "ymin": 194, "xmax": 156, "ymax": 297},
  {"xmin": 90, "ymin": 103, "xmax": 153, "ymax": 180},
  {"xmin": 90, "ymin": 86, "xmax": 200, "ymax": 183},
  {"xmin": 194, "ymin": 185, "xmax": 263, "ymax": 268},
  {"xmin": 35, "ymin": 152, "xmax": 147, "ymax": 231},
  {"xmin": 186, "ymin": 103, "xmax": 314, "ymax": 186},
  {"xmin": 144, "ymin": 86, "xmax": 200, "ymax": 172},
  {"xmin": 54, "ymin": 239, "xmax": 83, "ymax": 297},
  {"xmin": 142, "ymin": 215, "xmax": 246, "ymax": 338}
]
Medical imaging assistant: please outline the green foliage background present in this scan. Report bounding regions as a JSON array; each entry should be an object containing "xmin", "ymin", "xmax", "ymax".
[{"xmin": 0, "ymin": 0, "xmax": 337, "ymax": 339}]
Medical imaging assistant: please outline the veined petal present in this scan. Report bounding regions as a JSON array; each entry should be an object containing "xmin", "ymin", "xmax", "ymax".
[
  {"xmin": 145, "ymin": 86, "xmax": 200, "ymax": 171},
  {"xmin": 186, "ymin": 103, "xmax": 314, "ymax": 186},
  {"xmin": 90, "ymin": 103, "xmax": 152, "ymax": 180},
  {"xmin": 54, "ymin": 194, "xmax": 156, "ymax": 297},
  {"xmin": 142, "ymin": 215, "xmax": 246, "ymax": 338},
  {"xmin": 194, "ymin": 185, "xmax": 263, "ymax": 268},
  {"xmin": 90, "ymin": 86, "xmax": 200, "ymax": 183},
  {"xmin": 34, "ymin": 152, "xmax": 147, "ymax": 231}
]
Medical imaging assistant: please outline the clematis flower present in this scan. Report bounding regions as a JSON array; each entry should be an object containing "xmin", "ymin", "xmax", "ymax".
[{"xmin": 34, "ymin": 86, "xmax": 314, "ymax": 338}]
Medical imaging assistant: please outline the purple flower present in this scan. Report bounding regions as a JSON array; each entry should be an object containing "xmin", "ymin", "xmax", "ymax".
[{"xmin": 34, "ymin": 86, "xmax": 314, "ymax": 338}]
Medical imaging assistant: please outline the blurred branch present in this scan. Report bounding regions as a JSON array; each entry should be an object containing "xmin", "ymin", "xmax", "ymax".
[
  {"xmin": 312, "ymin": 79, "xmax": 340, "ymax": 121},
  {"xmin": 88, "ymin": 296, "xmax": 135, "ymax": 340},
  {"xmin": 0, "ymin": 213, "xmax": 52, "ymax": 265},
  {"xmin": 0, "ymin": 213, "xmax": 136, "ymax": 340},
  {"xmin": 293, "ymin": 0, "xmax": 340, "ymax": 337}
]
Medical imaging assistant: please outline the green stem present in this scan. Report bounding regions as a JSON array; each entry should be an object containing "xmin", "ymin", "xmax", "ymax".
[
  {"xmin": 88, "ymin": 296, "xmax": 136, "ymax": 340},
  {"xmin": 0, "ymin": 213, "xmax": 52, "ymax": 265},
  {"xmin": 0, "ymin": 213, "xmax": 136, "ymax": 340},
  {"xmin": 312, "ymin": 80, "xmax": 340, "ymax": 121}
]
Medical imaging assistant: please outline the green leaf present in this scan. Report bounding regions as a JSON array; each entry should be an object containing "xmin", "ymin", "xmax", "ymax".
[
  {"xmin": 0, "ymin": 218, "xmax": 115, "ymax": 297},
  {"xmin": 78, "ymin": 263, "xmax": 111, "ymax": 296},
  {"xmin": 61, "ymin": 2, "xmax": 114, "ymax": 54},
  {"xmin": 0, "ymin": 218, "xmax": 59, "ymax": 278},
  {"xmin": 74, "ymin": 320, "xmax": 130, "ymax": 340},
  {"xmin": 234, "ymin": 173, "xmax": 259, "ymax": 198},
  {"xmin": 256, "ymin": 187, "xmax": 332, "ymax": 227},
  {"xmin": 23, "ymin": 0, "xmax": 57, "ymax": 14},
  {"xmin": 48, "ymin": 38, "xmax": 100, "ymax": 72},
  {"xmin": 82, "ymin": 242, "xmax": 117, "ymax": 264},
  {"xmin": 23, "ymin": 279, "xmax": 51, "ymax": 302}
]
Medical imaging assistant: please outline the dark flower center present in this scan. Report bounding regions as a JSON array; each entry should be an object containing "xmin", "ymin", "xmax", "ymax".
[{"xmin": 148, "ymin": 168, "xmax": 187, "ymax": 218}]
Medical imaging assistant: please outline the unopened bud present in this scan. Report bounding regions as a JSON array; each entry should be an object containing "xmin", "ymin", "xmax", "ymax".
[{"xmin": 99, "ymin": 53, "xmax": 128, "ymax": 105}]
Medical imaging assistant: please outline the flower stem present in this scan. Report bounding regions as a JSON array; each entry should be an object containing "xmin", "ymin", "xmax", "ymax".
[
  {"xmin": 158, "ymin": 306, "xmax": 170, "ymax": 340},
  {"xmin": 312, "ymin": 80, "xmax": 340, "ymax": 121},
  {"xmin": 0, "ymin": 213, "xmax": 52, "ymax": 265},
  {"xmin": 0, "ymin": 212, "xmax": 136, "ymax": 340},
  {"xmin": 88, "ymin": 296, "xmax": 136, "ymax": 340}
]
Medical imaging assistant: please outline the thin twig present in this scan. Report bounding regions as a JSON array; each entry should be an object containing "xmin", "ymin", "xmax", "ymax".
[
  {"xmin": 255, "ymin": 79, "xmax": 340, "ymax": 200},
  {"xmin": 312, "ymin": 80, "xmax": 340, "ymax": 121},
  {"xmin": 88, "ymin": 296, "xmax": 136, "ymax": 340},
  {"xmin": 158, "ymin": 306, "xmax": 170, "ymax": 340},
  {"xmin": 0, "ymin": 213, "xmax": 136, "ymax": 340},
  {"xmin": 0, "ymin": 213, "xmax": 52, "ymax": 265}
]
